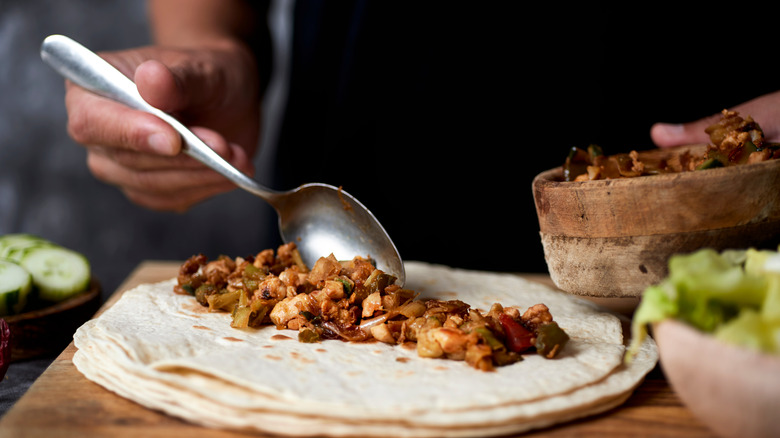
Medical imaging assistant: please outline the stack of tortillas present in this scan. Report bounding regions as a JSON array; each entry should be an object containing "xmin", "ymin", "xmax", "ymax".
[{"xmin": 73, "ymin": 262, "xmax": 657, "ymax": 437}]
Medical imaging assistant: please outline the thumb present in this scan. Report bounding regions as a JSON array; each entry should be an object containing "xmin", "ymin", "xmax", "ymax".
[
  {"xmin": 650, "ymin": 114, "xmax": 720, "ymax": 148},
  {"xmin": 134, "ymin": 57, "xmax": 222, "ymax": 115}
]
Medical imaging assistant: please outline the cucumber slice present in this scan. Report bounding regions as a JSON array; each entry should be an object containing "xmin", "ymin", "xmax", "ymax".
[
  {"xmin": 0, "ymin": 234, "xmax": 55, "ymax": 262},
  {"xmin": 0, "ymin": 240, "xmax": 58, "ymax": 263},
  {"xmin": 0, "ymin": 233, "xmax": 48, "ymax": 249},
  {"xmin": 20, "ymin": 247, "xmax": 91, "ymax": 302},
  {"xmin": 0, "ymin": 260, "xmax": 32, "ymax": 316}
]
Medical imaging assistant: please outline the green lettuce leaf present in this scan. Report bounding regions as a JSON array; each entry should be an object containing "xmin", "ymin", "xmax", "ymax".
[{"xmin": 626, "ymin": 247, "xmax": 780, "ymax": 362}]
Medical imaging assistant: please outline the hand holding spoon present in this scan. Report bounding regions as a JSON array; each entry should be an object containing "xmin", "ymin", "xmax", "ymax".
[{"xmin": 40, "ymin": 34, "xmax": 405, "ymax": 285}]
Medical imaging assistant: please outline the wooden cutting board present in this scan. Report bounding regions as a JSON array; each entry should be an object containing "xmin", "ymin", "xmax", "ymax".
[{"xmin": 0, "ymin": 261, "xmax": 716, "ymax": 437}]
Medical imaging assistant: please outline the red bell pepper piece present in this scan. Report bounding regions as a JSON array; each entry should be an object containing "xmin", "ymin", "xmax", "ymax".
[{"xmin": 499, "ymin": 313, "xmax": 534, "ymax": 353}]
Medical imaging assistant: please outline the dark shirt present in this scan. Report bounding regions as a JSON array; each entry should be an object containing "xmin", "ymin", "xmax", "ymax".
[{"xmin": 273, "ymin": 1, "xmax": 779, "ymax": 273}]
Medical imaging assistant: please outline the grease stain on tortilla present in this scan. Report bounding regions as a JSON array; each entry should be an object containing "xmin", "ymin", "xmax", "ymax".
[
  {"xmin": 315, "ymin": 348, "xmax": 327, "ymax": 353},
  {"xmin": 271, "ymin": 334, "xmax": 293, "ymax": 341},
  {"xmin": 395, "ymin": 357, "xmax": 410, "ymax": 363},
  {"xmin": 434, "ymin": 366, "xmax": 449, "ymax": 371},
  {"xmin": 435, "ymin": 291, "xmax": 458, "ymax": 298},
  {"xmin": 192, "ymin": 325, "xmax": 211, "ymax": 330},
  {"xmin": 265, "ymin": 355, "xmax": 282, "ymax": 361},
  {"xmin": 417, "ymin": 278, "xmax": 439, "ymax": 287},
  {"xmin": 181, "ymin": 300, "xmax": 207, "ymax": 314},
  {"xmin": 223, "ymin": 337, "xmax": 243, "ymax": 342},
  {"xmin": 262, "ymin": 345, "xmax": 274, "ymax": 349},
  {"xmin": 290, "ymin": 352, "xmax": 314, "ymax": 364}
]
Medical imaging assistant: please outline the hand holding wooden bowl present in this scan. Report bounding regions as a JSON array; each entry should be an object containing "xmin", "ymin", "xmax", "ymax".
[{"xmin": 532, "ymin": 144, "xmax": 780, "ymax": 297}]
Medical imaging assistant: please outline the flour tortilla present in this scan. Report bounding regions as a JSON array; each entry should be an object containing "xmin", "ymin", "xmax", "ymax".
[{"xmin": 73, "ymin": 262, "xmax": 657, "ymax": 436}]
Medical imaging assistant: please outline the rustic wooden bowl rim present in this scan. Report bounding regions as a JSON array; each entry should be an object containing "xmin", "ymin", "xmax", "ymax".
[
  {"xmin": 534, "ymin": 144, "xmax": 780, "ymax": 187},
  {"xmin": 4, "ymin": 278, "xmax": 100, "ymax": 323}
]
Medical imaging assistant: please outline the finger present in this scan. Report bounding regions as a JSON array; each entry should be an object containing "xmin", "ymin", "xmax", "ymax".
[
  {"xmin": 134, "ymin": 59, "xmax": 184, "ymax": 113},
  {"xmin": 86, "ymin": 139, "xmax": 254, "ymax": 193},
  {"xmin": 86, "ymin": 152, "xmax": 237, "ymax": 194},
  {"xmin": 65, "ymin": 82, "xmax": 181, "ymax": 155},
  {"xmin": 135, "ymin": 57, "xmax": 223, "ymax": 115},
  {"xmin": 85, "ymin": 127, "xmax": 248, "ymax": 172},
  {"xmin": 128, "ymin": 49, "xmax": 261, "ymax": 154},
  {"xmin": 88, "ymin": 142, "xmax": 254, "ymax": 174},
  {"xmin": 731, "ymin": 91, "xmax": 780, "ymax": 141},
  {"xmin": 650, "ymin": 113, "xmax": 721, "ymax": 148},
  {"xmin": 86, "ymin": 145, "xmax": 205, "ymax": 171},
  {"xmin": 185, "ymin": 127, "xmax": 256, "ymax": 177}
]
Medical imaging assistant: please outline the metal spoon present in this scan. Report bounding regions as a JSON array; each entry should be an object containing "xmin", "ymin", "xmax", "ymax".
[{"xmin": 40, "ymin": 34, "xmax": 405, "ymax": 285}]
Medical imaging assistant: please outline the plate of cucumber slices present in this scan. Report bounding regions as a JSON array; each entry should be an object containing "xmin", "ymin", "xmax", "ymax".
[{"xmin": 0, "ymin": 234, "xmax": 100, "ymax": 361}]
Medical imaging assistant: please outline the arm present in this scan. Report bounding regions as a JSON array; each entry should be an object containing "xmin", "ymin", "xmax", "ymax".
[
  {"xmin": 148, "ymin": 0, "xmax": 272, "ymax": 95},
  {"xmin": 149, "ymin": 0, "xmax": 265, "ymax": 47}
]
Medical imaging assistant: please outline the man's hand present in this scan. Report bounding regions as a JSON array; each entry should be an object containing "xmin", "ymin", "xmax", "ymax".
[
  {"xmin": 651, "ymin": 90, "xmax": 780, "ymax": 148},
  {"xmin": 64, "ymin": 43, "xmax": 261, "ymax": 211}
]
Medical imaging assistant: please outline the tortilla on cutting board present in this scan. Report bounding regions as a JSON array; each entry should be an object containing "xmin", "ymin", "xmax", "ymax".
[{"xmin": 73, "ymin": 262, "xmax": 657, "ymax": 436}]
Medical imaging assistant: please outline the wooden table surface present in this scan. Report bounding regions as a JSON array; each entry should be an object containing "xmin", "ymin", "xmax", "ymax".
[{"xmin": 0, "ymin": 261, "xmax": 716, "ymax": 437}]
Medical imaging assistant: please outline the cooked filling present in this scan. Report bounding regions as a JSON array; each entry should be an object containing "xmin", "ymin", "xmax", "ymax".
[
  {"xmin": 564, "ymin": 110, "xmax": 780, "ymax": 181},
  {"xmin": 175, "ymin": 243, "xmax": 569, "ymax": 371}
]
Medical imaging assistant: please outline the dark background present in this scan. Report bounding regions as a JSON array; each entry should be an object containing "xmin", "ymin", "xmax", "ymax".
[
  {"xmin": 1, "ymin": 0, "xmax": 777, "ymax": 297},
  {"xmin": 274, "ymin": 0, "xmax": 779, "ymax": 276},
  {"xmin": 1, "ymin": 0, "xmax": 778, "ymax": 416}
]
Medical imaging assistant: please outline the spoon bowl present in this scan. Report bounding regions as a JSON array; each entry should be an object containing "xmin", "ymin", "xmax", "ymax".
[
  {"xmin": 272, "ymin": 183, "xmax": 404, "ymax": 281},
  {"xmin": 40, "ymin": 34, "xmax": 405, "ymax": 285}
]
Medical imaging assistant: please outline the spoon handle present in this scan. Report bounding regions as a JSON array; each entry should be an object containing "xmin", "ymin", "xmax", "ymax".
[{"xmin": 40, "ymin": 34, "xmax": 279, "ymax": 201}]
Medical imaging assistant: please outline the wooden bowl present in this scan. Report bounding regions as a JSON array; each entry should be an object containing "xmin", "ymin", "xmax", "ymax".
[
  {"xmin": 532, "ymin": 144, "xmax": 780, "ymax": 297},
  {"xmin": 654, "ymin": 319, "xmax": 780, "ymax": 438},
  {"xmin": 4, "ymin": 278, "xmax": 101, "ymax": 361}
]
